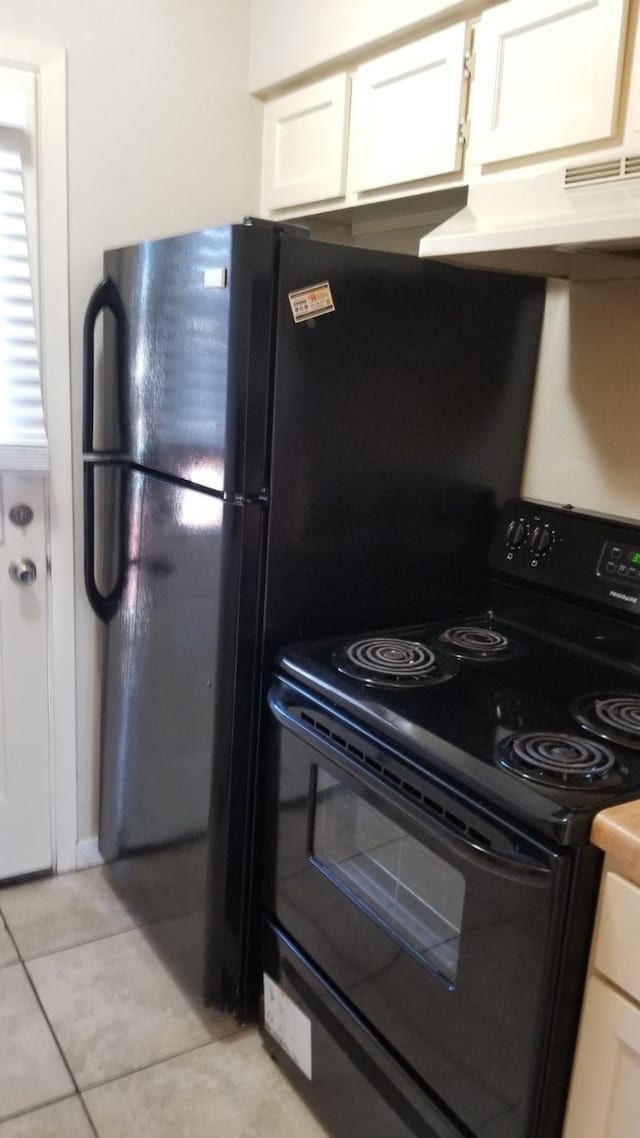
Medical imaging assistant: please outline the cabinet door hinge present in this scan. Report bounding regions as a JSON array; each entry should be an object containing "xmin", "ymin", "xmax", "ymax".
[
  {"xmin": 458, "ymin": 118, "xmax": 470, "ymax": 147},
  {"xmin": 463, "ymin": 50, "xmax": 475, "ymax": 82}
]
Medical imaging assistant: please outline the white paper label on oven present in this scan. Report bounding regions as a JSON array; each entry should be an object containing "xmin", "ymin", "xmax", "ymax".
[
  {"xmin": 288, "ymin": 281, "xmax": 334, "ymax": 323},
  {"xmin": 263, "ymin": 973, "xmax": 312, "ymax": 1079}
]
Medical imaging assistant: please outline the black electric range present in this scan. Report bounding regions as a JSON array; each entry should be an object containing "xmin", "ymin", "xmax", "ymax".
[
  {"xmin": 277, "ymin": 499, "xmax": 640, "ymax": 846},
  {"xmin": 260, "ymin": 499, "xmax": 640, "ymax": 1138}
]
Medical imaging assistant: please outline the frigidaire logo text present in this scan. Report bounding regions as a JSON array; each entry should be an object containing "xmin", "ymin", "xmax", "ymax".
[{"xmin": 610, "ymin": 589, "xmax": 638, "ymax": 605}]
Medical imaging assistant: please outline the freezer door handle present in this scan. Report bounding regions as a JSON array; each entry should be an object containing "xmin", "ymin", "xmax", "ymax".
[
  {"xmin": 83, "ymin": 461, "xmax": 126, "ymax": 623},
  {"xmin": 83, "ymin": 276, "xmax": 126, "ymax": 454}
]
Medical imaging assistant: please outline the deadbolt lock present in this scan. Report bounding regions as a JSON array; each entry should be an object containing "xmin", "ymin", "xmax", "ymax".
[{"xmin": 9, "ymin": 504, "xmax": 34, "ymax": 527}]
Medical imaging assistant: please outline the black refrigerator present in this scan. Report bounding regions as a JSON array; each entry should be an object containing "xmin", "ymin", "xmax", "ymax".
[{"xmin": 83, "ymin": 219, "xmax": 545, "ymax": 1018}]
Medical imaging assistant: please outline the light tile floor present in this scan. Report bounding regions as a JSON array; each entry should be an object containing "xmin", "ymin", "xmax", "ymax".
[{"xmin": 0, "ymin": 861, "xmax": 329, "ymax": 1138}]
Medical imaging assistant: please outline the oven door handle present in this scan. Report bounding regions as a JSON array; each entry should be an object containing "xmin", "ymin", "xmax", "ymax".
[{"xmin": 269, "ymin": 683, "xmax": 554, "ymax": 881}]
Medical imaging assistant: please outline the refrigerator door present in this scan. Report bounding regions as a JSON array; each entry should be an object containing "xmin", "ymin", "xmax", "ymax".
[
  {"xmin": 94, "ymin": 464, "xmax": 264, "ymax": 861},
  {"xmin": 87, "ymin": 223, "xmax": 276, "ymax": 494},
  {"xmin": 205, "ymin": 242, "xmax": 545, "ymax": 1022},
  {"xmin": 264, "ymin": 237, "xmax": 546, "ymax": 649}
]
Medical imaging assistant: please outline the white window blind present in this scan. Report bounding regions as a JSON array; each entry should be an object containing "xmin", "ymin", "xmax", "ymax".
[{"xmin": 0, "ymin": 66, "xmax": 48, "ymax": 472}]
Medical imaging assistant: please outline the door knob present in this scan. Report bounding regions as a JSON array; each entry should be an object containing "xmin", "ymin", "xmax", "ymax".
[{"xmin": 9, "ymin": 558, "xmax": 37, "ymax": 585}]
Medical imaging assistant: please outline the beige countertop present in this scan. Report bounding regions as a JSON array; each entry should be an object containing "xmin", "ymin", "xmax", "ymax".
[{"xmin": 592, "ymin": 800, "xmax": 640, "ymax": 886}]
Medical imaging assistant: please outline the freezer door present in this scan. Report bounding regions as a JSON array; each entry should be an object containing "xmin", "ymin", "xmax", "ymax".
[
  {"xmin": 265, "ymin": 237, "xmax": 545, "ymax": 648},
  {"xmin": 90, "ymin": 223, "xmax": 275, "ymax": 494},
  {"xmin": 97, "ymin": 466, "xmax": 264, "ymax": 864}
]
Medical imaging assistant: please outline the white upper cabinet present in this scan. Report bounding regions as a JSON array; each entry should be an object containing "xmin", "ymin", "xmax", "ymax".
[
  {"xmin": 259, "ymin": 0, "xmax": 638, "ymax": 220},
  {"xmin": 348, "ymin": 23, "xmax": 469, "ymax": 193},
  {"xmin": 261, "ymin": 74, "xmax": 350, "ymax": 211},
  {"xmin": 473, "ymin": 0, "xmax": 630, "ymax": 165}
]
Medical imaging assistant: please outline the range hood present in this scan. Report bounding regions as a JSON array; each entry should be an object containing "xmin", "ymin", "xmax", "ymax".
[{"xmin": 419, "ymin": 158, "xmax": 640, "ymax": 279}]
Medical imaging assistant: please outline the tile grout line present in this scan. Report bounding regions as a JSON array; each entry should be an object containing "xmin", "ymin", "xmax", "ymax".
[
  {"xmin": 0, "ymin": 1091, "xmax": 80, "ymax": 1129},
  {"xmin": 79, "ymin": 1022, "xmax": 250, "ymax": 1097},
  {"xmin": 0, "ymin": 914, "xmax": 82, "ymax": 1128},
  {"xmin": 5, "ymin": 902, "xmax": 202, "ymax": 965},
  {"xmin": 79, "ymin": 1094, "xmax": 101, "ymax": 1138},
  {"xmin": 14, "ymin": 911, "xmax": 248, "ymax": 1106},
  {"xmin": 1, "ymin": 907, "xmax": 244, "ymax": 1137},
  {"xmin": 21, "ymin": 958, "xmax": 81, "ymax": 1097},
  {"xmin": 0, "ymin": 873, "xmax": 254, "ymax": 1132},
  {"xmin": 0, "ymin": 911, "xmax": 20, "ymax": 965}
]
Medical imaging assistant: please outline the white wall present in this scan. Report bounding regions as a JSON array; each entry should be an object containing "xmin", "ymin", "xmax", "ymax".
[
  {"xmin": 0, "ymin": 0, "xmax": 259, "ymax": 843},
  {"xmin": 523, "ymin": 278, "xmax": 640, "ymax": 522},
  {"xmin": 249, "ymin": 0, "xmax": 490, "ymax": 93}
]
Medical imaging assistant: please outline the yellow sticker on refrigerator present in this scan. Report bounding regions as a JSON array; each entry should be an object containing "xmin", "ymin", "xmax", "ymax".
[{"xmin": 288, "ymin": 281, "xmax": 335, "ymax": 323}]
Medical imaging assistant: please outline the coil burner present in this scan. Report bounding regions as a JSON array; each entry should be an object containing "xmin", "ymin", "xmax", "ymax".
[
  {"xmin": 438, "ymin": 625, "xmax": 515, "ymax": 661},
  {"xmin": 571, "ymin": 693, "xmax": 640, "ymax": 752},
  {"xmin": 498, "ymin": 731, "xmax": 624, "ymax": 789},
  {"xmin": 334, "ymin": 637, "xmax": 458, "ymax": 688}
]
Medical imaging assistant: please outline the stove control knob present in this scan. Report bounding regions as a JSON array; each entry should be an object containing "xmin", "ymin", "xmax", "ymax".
[
  {"xmin": 529, "ymin": 524, "xmax": 553, "ymax": 554},
  {"xmin": 505, "ymin": 518, "xmax": 527, "ymax": 547}
]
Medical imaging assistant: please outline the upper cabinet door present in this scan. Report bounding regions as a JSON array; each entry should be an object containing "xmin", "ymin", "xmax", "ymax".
[
  {"xmin": 473, "ymin": 0, "xmax": 630, "ymax": 165},
  {"xmin": 348, "ymin": 23, "xmax": 469, "ymax": 193},
  {"xmin": 261, "ymin": 74, "xmax": 350, "ymax": 211}
]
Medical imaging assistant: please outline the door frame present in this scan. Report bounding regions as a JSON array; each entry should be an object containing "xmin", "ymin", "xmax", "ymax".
[{"xmin": 1, "ymin": 34, "xmax": 77, "ymax": 872}]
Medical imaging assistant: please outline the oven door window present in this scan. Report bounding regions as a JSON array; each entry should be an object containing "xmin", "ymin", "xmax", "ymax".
[{"xmin": 312, "ymin": 768, "xmax": 465, "ymax": 985}]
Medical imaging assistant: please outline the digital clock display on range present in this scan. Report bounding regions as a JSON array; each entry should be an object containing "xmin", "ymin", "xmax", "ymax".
[{"xmin": 629, "ymin": 551, "xmax": 640, "ymax": 565}]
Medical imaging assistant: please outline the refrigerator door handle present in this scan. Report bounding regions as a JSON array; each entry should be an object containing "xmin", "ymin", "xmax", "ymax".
[
  {"xmin": 83, "ymin": 276, "xmax": 126, "ymax": 455},
  {"xmin": 83, "ymin": 461, "xmax": 127, "ymax": 623}
]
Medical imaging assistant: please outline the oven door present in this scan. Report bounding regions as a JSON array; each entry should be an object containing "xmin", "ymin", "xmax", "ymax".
[{"xmin": 265, "ymin": 679, "xmax": 572, "ymax": 1138}]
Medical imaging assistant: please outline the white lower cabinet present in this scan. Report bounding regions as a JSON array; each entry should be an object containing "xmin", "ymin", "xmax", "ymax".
[
  {"xmin": 563, "ymin": 869, "xmax": 640, "ymax": 1138},
  {"xmin": 563, "ymin": 978, "xmax": 640, "ymax": 1138}
]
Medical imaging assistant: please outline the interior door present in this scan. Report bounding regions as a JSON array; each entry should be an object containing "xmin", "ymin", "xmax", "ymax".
[{"xmin": 0, "ymin": 473, "xmax": 51, "ymax": 879}]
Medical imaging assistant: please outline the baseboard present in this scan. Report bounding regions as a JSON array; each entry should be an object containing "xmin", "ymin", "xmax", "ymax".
[{"xmin": 75, "ymin": 837, "xmax": 104, "ymax": 869}]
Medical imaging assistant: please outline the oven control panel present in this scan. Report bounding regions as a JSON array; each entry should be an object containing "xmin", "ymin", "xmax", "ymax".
[
  {"xmin": 599, "ymin": 539, "xmax": 640, "ymax": 586},
  {"xmin": 490, "ymin": 498, "xmax": 640, "ymax": 617}
]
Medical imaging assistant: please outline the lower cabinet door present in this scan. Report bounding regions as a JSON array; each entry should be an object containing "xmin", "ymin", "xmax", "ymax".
[{"xmin": 563, "ymin": 976, "xmax": 640, "ymax": 1138}]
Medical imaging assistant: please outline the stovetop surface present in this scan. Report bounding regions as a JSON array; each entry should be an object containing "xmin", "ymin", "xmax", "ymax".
[{"xmin": 276, "ymin": 602, "xmax": 640, "ymax": 845}]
